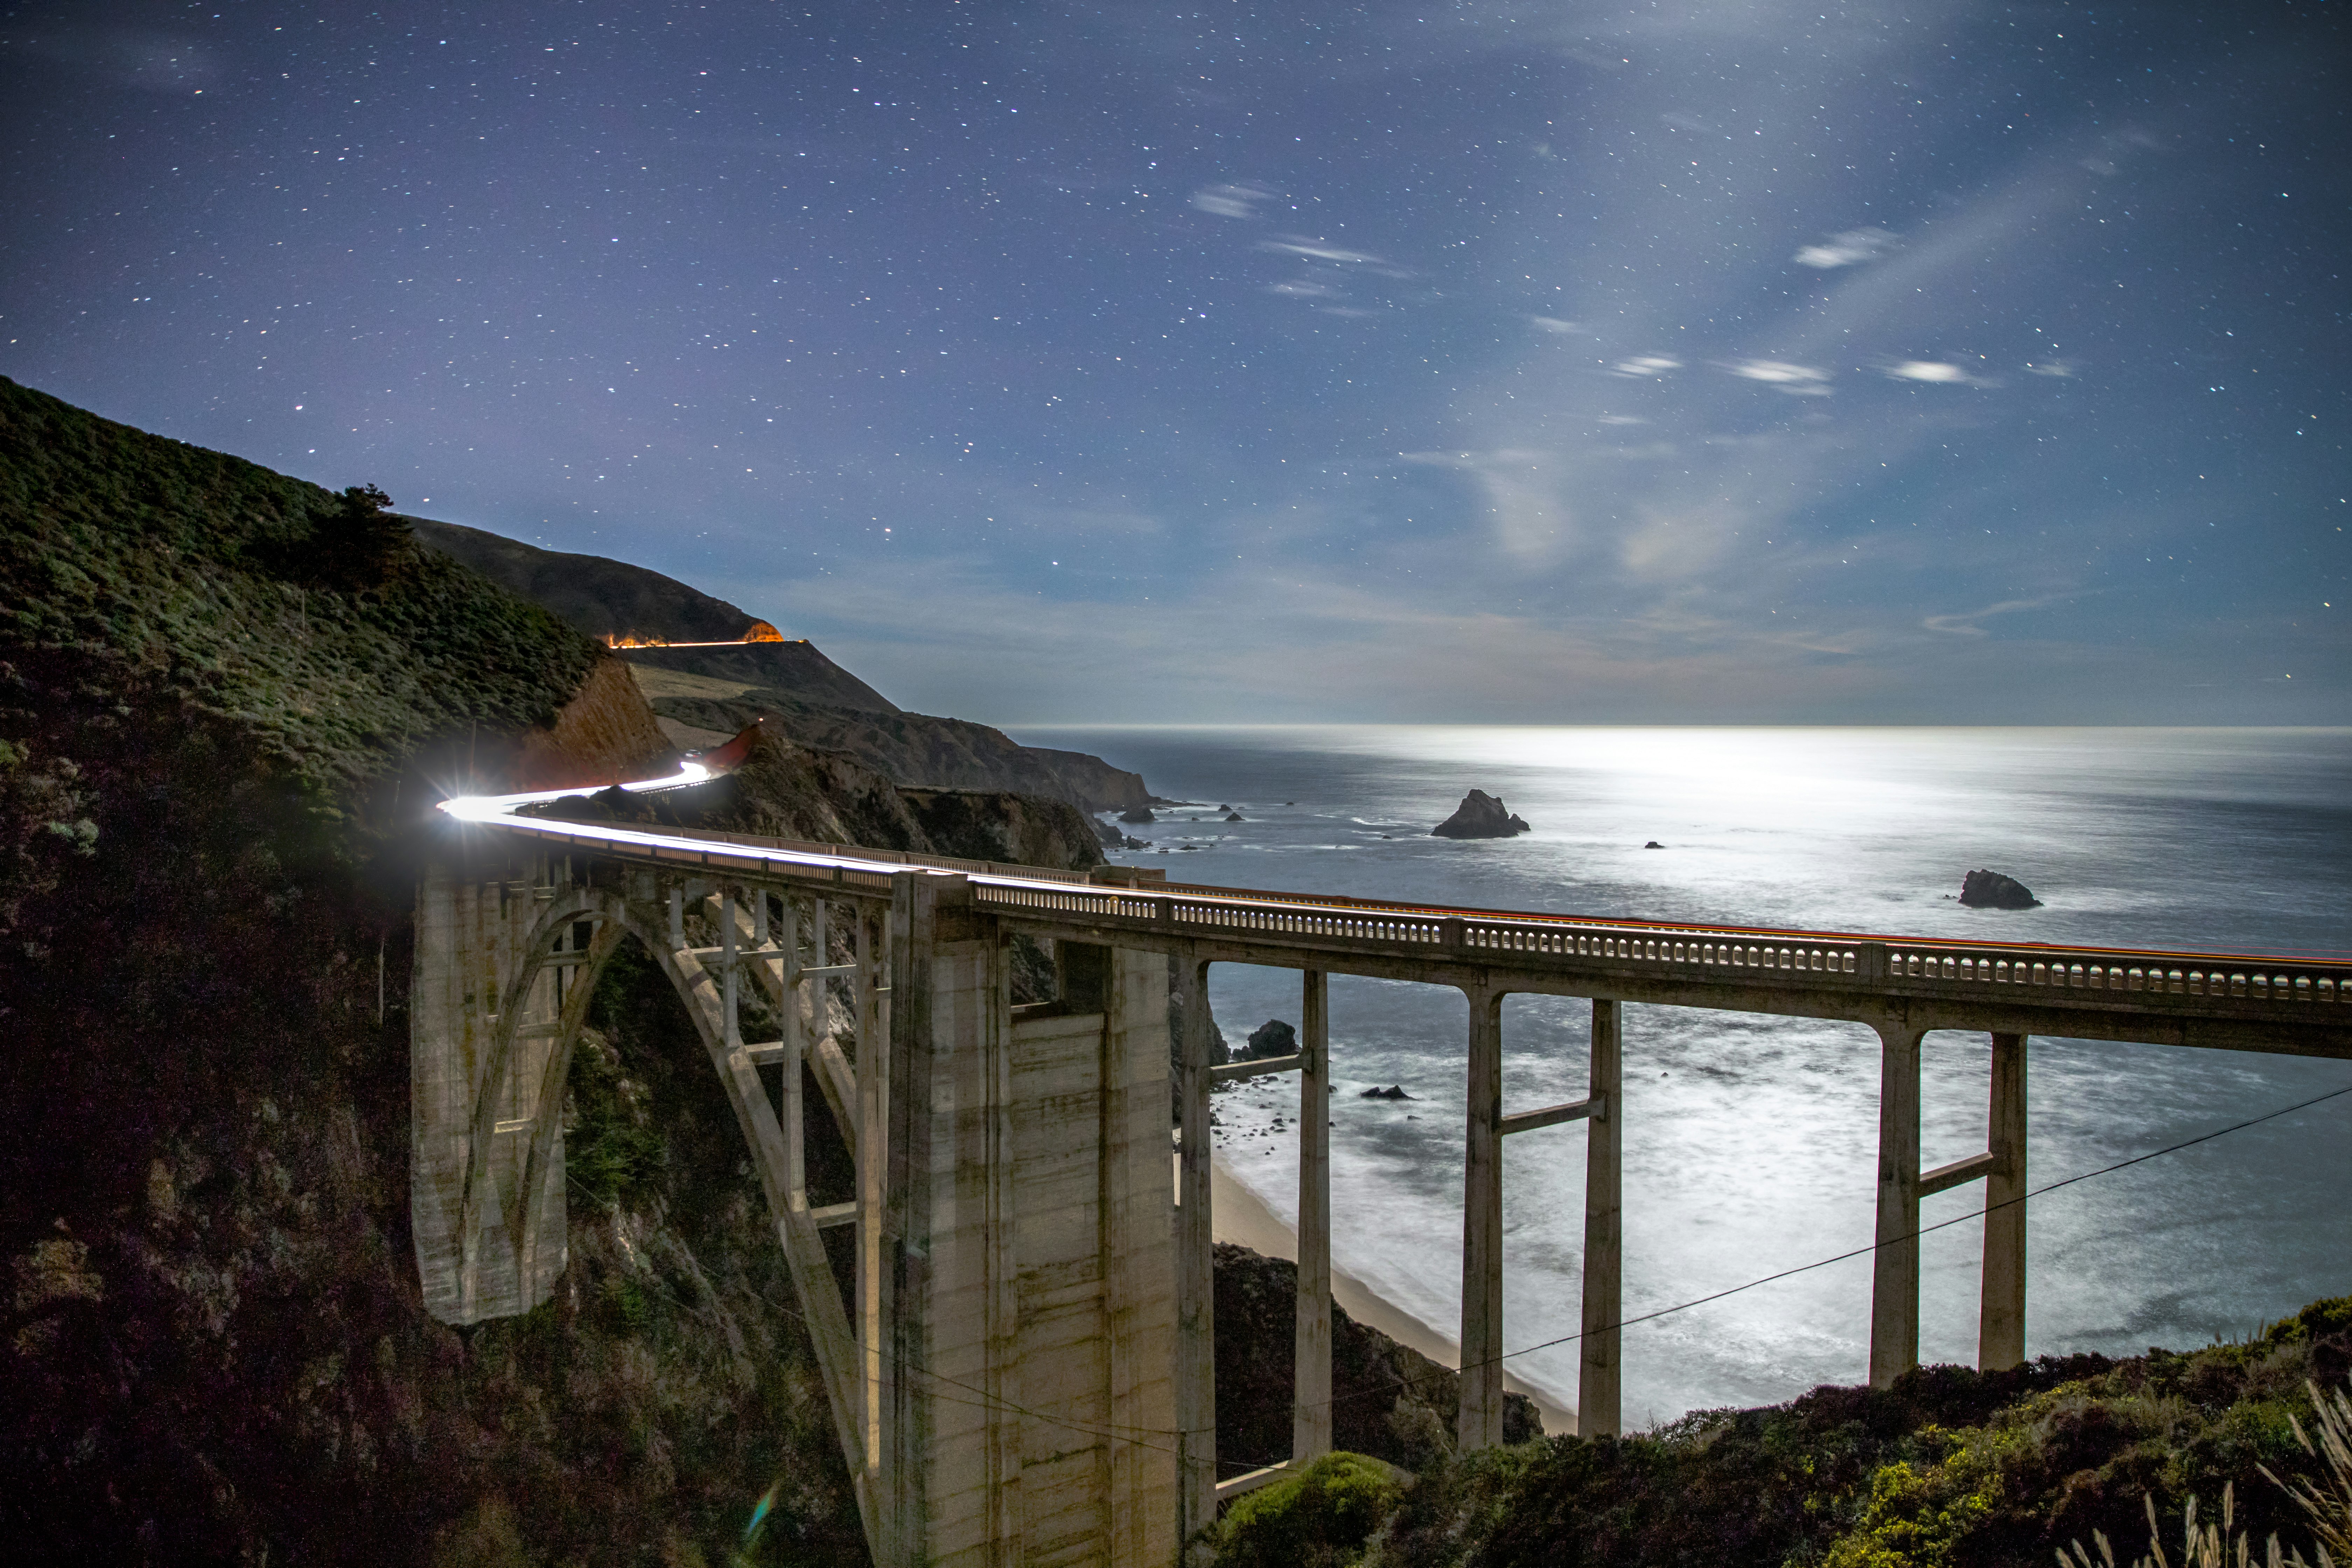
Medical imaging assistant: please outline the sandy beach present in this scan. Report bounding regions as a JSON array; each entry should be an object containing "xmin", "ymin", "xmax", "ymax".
[{"xmin": 1209, "ymin": 1154, "xmax": 1576, "ymax": 1439}]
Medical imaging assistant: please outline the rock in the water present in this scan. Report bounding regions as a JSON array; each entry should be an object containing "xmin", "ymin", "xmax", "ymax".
[
  {"xmin": 1120, "ymin": 806, "xmax": 1156, "ymax": 824},
  {"xmin": 1430, "ymin": 789, "xmax": 1531, "ymax": 839},
  {"xmin": 1096, "ymin": 818, "xmax": 1126, "ymax": 845},
  {"xmin": 1244, "ymin": 1019, "xmax": 1297, "ymax": 1060},
  {"xmin": 1643, "ymin": 840, "xmax": 1664, "ymax": 849},
  {"xmin": 1224, "ymin": 811, "xmax": 1245, "ymax": 822},
  {"xmin": 1359, "ymin": 1084, "xmax": 1414, "ymax": 1100},
  {"xmin": 1960, "ymin": 869, "xmax": 2040, "ymax": 909}
]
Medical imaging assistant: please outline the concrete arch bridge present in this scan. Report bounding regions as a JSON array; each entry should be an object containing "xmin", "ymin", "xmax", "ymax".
[{"xmin": 413, "ymin": 759, "xmax": 2352, "ymax": 1567}]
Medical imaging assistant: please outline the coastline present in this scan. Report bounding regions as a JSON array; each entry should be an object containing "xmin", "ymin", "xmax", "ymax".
[{"xmin": 1209, "ymin": 1154, "xmax": 1576, "ymax": 1440}]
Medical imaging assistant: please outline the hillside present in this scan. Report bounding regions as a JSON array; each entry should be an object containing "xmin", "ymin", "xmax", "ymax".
[
  {"xmin": 409, "ymin": 516, "xmax": 1154, "ymax": 812},
  {"xmin": 638, "ymin": 665, "xmax": 1153, "ymax": 812},
  {"xmin": 1207, "ymin": 1296, "xmax": 2352, "ymax": 1568},
  {"xmin": 412, "ymin": 518, "xmax": 901, "ymax": 715}
]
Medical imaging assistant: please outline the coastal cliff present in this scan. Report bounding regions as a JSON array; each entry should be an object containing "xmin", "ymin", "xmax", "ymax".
[{"xmin": 412, "ymin": 518, "xmax": 1153, "ymax": 812}]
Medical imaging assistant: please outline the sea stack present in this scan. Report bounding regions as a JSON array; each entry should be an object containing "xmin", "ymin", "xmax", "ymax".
[
  {"xmin": 1959, "ymin": 869, "xmax": 2040, "ymax": 909},
  {"xmin": 1243, "ymin": 1020, "xmax": 1298, "ymax": 1060},
  {"xmin": 1432, "ymin": 789, "xmax": 1531, "ymax": 839}
]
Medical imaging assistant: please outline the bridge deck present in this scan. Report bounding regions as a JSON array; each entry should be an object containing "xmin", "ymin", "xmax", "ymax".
[{"xmin": 467, "ymin": 808, "xmax": 2352, "ymax": 1060}]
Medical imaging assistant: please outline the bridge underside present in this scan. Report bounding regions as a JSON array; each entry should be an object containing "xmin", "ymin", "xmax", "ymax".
[{"xmin": 412, "ymin": 846, "xmax": 1176, "ymax": 1567}]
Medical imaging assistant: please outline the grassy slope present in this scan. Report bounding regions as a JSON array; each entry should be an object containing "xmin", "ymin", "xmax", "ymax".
[
  {"xmin": 0, "ymin": 375, "xmax": 596, "ymax": 817},
  {"xmin": 1263, "ymin": 1297, "xmax": 2351, "ymax": 1568}
]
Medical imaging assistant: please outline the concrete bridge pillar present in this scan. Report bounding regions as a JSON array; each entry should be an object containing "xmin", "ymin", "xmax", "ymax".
[
  {"xmin": 1871, "ymin": 1024, "xmax": 2032, "ymax": 1388},
  {"xmin": 1457, "ymin": 985, "xmax": 1507, "ymax": 1450},
  {"xmin": 1292, "ymin": 970, "xmax": 1332, "ymax": 1464},
  {"xmin": 1869, "ymin": 1022, "xmax": 1926, "ymax": 1388},
  {"xmin": 1980, "ymin": 1033, "xmax": 2029, "ymax": 1371},
  {"xmin": 1173, "ymin": 951, "xmax": 1218, "ymax": 1561},
  {"xmin": 1578, "ymin": 998, "xmax": 1623, "ymax": 1438}
]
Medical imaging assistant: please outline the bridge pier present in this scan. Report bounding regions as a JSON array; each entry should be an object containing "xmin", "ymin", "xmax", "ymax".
[
  {"xmin": 1173, "ymin": 952, "xmax": 1218, "ymax": 1562},
  {"xmin": 1458, "ymin": 987, "xmax": 1507, "ymax": 1450},
  {"xmin": 1873, "ymin": 1027, "xmax": 2034, "ymax": 1387},
  {"xmin": 1980, "ymin": 1032, "xmax": 2029, "ymax": 1371},
  {"xmin": 1869, "ymin": 1024, "xmax": 1926, "ymax": 1387},
  {"xmin": 1293, "ymin": 971, "xmax": 1332, "ymax": 1465},
  {"xmin": 1578, "ymin": 998, "xmax": 1623, "ymax": 1438}
]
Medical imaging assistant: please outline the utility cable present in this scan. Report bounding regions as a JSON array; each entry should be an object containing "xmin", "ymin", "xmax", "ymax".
[{"xmin": 1289, "ymin": 1075, "xmax": 2352, "ymax": 1427}]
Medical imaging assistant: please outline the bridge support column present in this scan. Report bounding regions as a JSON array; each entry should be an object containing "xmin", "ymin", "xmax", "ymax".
[
  {"xmin": 856, "ymin": 908, "xmax": 884, "ymax": 1485},
  {"xmin": 1458, "ymin": 986, "xmax": 1506, "ymax": 1451},
  {"xmin": 1578, "ymin": 998, "xmax": 1623, "ymax": 1438},
  {"xmin": 1293, "ymin": 970, "xmax": 1332, "ymax": 1464},
  {"xmin": 1174, "ymin": 951, "xmax": 1218, "ymax": 1559},
  {"xmin": 1979, "ymin": 1032, "xmax": 2028, "ymax": 1372},
  {"xmin": 1869, "ymin": 1023, "xmax": 1925, "ymax": 1388}
]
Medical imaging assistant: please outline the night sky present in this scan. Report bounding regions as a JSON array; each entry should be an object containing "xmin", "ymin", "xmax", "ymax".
[{"xmin": 4, "ymin": 1, "xmax": 2346, "ymax": 724}]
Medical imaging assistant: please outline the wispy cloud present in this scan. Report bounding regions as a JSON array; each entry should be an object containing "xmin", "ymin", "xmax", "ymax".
[
  {"xmin": 1258, "ymin": 235, "xmax": 1396, "ymax": 268},
  {"xmin": 1721, "ymin": 358, "xmax": 1833, "ymax": 394},
  {"xmin": 1793, "ymin": 226, "xmax": 1898, "ymax": 268},
  {"xmin": 1530, "ymin": 315, "xmax": 1586, "ymax": 334},
  {"xmin": 1401, "ymin": 448, "xmax": 1574, "ymax": 561},
  {"xmin": 1885, "ymin": 359, "xmax": 1995, "ymax": 386},
  {"xmin": 1923, "ymin": 596, "xmax": 2062, "ymax": 636},
  {"xmin": 1611, "ymin": 355, "xmax": 1683, "ymax": 378},
  {"xmin": 2024, "ymin": 358, "xmax": 2080, "ymax": 378},
  {"xmin": 1193, "ymin": 182, "xmax": 1276, "ymax": 218}
]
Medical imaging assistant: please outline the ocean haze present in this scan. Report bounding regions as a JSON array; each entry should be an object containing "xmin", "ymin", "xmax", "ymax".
[{"xmin": 1016, "ymin": 724, "xmax": 2352, "ymax": 1423}]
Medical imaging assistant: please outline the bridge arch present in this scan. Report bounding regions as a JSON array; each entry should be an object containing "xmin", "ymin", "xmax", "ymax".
[{"xmin": 425, "ymin": 870, "xmax": 880, "ymax": 1533}]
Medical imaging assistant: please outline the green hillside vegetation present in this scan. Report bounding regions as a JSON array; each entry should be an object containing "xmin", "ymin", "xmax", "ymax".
[
  {"xmin": 0, "ymin": 376, "xmax": 597, "ymax": 825},
  {"xmin": 1212, "ymin": 1297, "xmax": 2352, "ymax": 1568}
]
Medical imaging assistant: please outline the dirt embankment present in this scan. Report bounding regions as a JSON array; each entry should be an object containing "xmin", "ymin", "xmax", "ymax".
[{"xmin": 508, "ymin": 653, "xmax": 680, "ymax": 790}]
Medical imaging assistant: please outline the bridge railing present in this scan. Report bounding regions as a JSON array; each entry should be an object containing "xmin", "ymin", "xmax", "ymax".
[{"xmin": 467, "ymin": 811, "xmax": 2352, "ymax": 1026}]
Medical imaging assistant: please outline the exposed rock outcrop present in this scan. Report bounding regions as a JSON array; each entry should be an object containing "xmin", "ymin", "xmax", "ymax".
[
  {"xmin": 1431, "ymin": 789, "xmax": 1531, "ymax": 839},
  {"xmin": 643, "ymin": 676, "xmax": 1153, "ymax": 813},
  {"xmin": 1959, "ymin": 869, "xmax": 2041, "ymax": 909},
  {"xmin": 1120, "ymin": 806, "xmax": 1156, "ymax": 823},
  {"xmin": 1213, "ymin": 1244, "xmax": 1539, "ymax": 1476},
  {"xmin": 899, "ymin": 787, "xmax": 1106, "ymax": 870},
  {"xmin": 519, "ymin": 730, "xmax": 1105, "ymax": 873},
  {"xmin": 413, "ymin": 519, "xmax": 1155, "ymax": 811},
  {"xmin": 507, "ymin": 653, "xmax": 681, "ymax": 790},
  {"xmin": 1242, "ymin": 1019, "xmax": 1298, "ymax": 1060}
]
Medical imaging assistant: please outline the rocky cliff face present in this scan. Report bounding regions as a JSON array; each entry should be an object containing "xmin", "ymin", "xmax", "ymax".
[
  {"xmin": 635, "ymin": 682, "xmax": 1153, "ymax": 814},
  {"xmin": 405, "ymin": 514, "xmax": 1152, "ymax": 813},
  {"xmin": 509, "ymin": 654, "xmax": 682, "ymax": 790},
  {"xmin": 522, "ymin": 728, "xmax": 1106, "ymax": 873},
  {"xmin": 1212, "ymin": 1244, "xmax": 1541, "ymax": 1477}
]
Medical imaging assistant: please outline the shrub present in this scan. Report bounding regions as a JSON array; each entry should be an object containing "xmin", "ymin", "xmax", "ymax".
[{"xmin": 1212, "ymin": 1452, "xmax": 1405, "ymax": 1568}]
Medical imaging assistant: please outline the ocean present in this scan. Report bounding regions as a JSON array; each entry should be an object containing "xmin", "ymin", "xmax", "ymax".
[{"xmin": 1007, "ymin": 726, "xmax": 2352, "ymax": 1427}]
